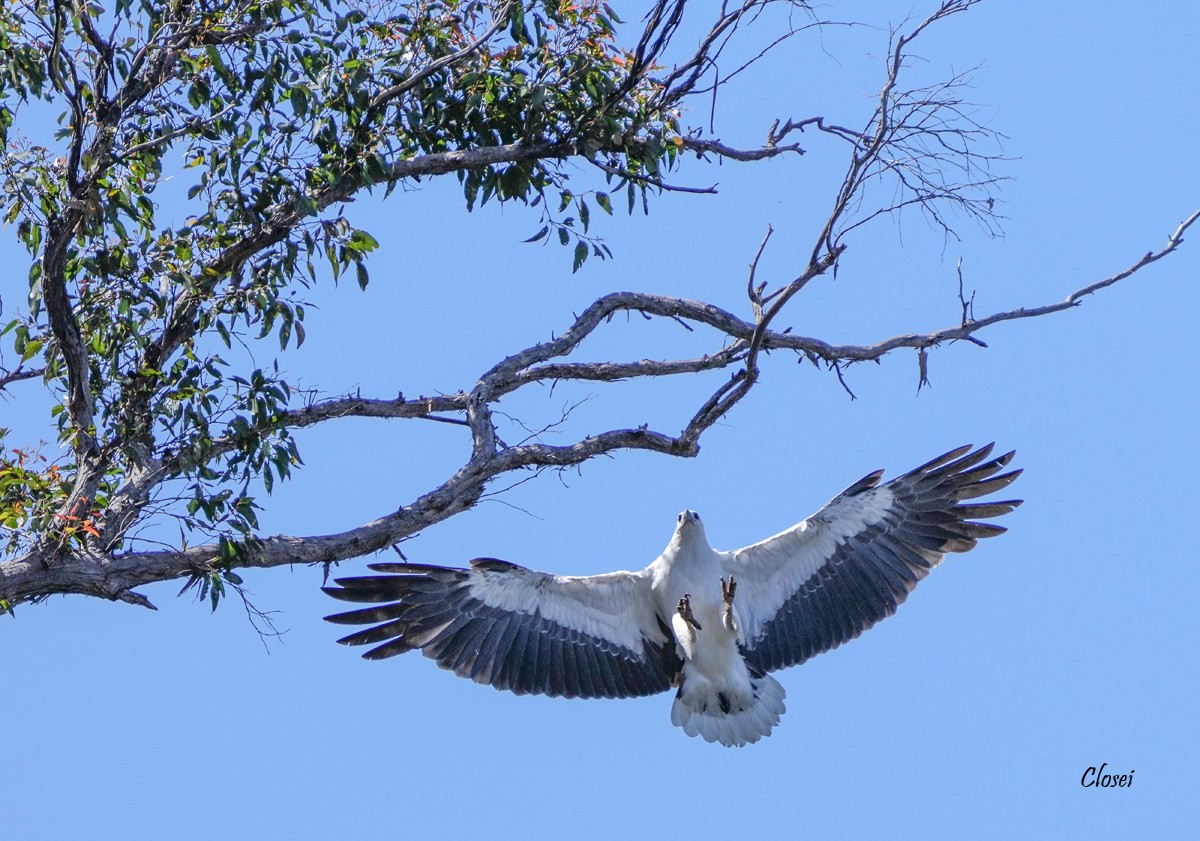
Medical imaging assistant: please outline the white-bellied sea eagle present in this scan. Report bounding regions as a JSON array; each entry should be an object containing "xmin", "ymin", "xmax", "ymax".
[{"xmin": 324, "ymin": 444, "xmax": 1020, "ymax": 746}]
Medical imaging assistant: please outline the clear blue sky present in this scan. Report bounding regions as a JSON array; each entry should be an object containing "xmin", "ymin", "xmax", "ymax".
[{"xmin": 3, "ymin": 3, "xmax": 1198, "ymax": 839}]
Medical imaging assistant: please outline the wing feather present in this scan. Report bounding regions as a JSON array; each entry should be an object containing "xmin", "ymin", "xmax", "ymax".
[
  {"xmin": 475, "ymin": 615, "xmax": 518, "ymax": 685},
  {"xmin": 335, "ymin": 619, "xmax": 409, "ymax": 648},
  {"xmin": 530, "ymin": 630, "xmax": 552, "ymax": 696},
  {"xmin": 546, "ymin": 636, "xmax": 567, "ymax": 696},
  {"xmin": 451, "ymin": 615, "xmax": 495, "ymax": 675},
  {"xmin": 363, "ymin": 636, "xmax": 415, "ymax": 661},
  {"xmin": 506, "ymin": 625, "xmax": 535, "ymax": 693},
  {"xmin": 324, "ymin": 603, "xmax": 408, "ymax": 626},
  {"xmin": 324, "ymin": 559, "xmax": 681, "ymax": 700},
  {"xmin": 723, "ymin": 445, "xmax": 1021, "ymax": 673}
]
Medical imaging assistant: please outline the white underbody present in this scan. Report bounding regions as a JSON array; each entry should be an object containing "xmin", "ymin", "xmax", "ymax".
[{"xmin": 652, "ymin": 512, "xmax": 785, "ymax": 746}]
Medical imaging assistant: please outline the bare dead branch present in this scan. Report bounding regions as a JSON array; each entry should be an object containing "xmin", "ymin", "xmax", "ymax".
[
  {"xmin": 747, "ymin": 226, "xmax": 773, "ymax": 320},
  {"xmin": 132, "ymin": 204, "xmax": 1200, "ymax": 484},
  {"xmin": 680, "ymin": 135, "xmax": 805, "ymax": 161},
  {"xmin": 0, "ymin": 365, "xmax": 44, "ymax": 393},
  {"xmin": 813, "ymin": 0, "xmax": 1000, "ymax": 263},
  {"xmin": 957, "ymin": 257, "xmax": 976, "ymax": 324},
  {"xmin": 4, "ymin": 200, "xmax": 1196, "ymax": 605},
  {"xmin": 2, "ymin": 0, "xmax": 1194, "ymax": 615}
]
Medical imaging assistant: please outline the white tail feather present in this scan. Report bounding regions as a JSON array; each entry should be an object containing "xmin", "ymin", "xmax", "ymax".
[{"xmin": 670, "ymin": 670, "xmax": 786, "ymax": 747}]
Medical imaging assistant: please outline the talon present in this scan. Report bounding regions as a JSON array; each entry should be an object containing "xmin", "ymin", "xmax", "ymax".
[
  {"xmin": 721, "ymin": 575, "xmax": 737, "ymax": 606},
  {"xmin": 677, "ymin": 594, "xmax": 702, "ymax": 631}
]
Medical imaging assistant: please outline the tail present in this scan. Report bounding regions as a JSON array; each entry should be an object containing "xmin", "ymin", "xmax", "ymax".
[{"xmin": 670, "ymin": 665, "xmax": 786, "ymax": 747}]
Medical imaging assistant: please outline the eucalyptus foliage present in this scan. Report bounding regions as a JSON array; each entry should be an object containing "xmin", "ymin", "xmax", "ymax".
[
  {"xmin": 5, "ymin": 1, "xmax": 1129, "ymax": 615},
  {"xmin": 0, "ymin": 0, "xmax": 698, "ymax": 587}
]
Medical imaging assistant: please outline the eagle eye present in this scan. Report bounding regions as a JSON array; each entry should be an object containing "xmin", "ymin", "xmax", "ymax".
[{"xmin": 691, "ymin": 512, "xmax": 700, "ymax": 521}]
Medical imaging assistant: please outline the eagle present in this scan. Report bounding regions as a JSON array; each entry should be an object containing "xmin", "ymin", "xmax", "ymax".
[{"xmin": 324, "ymin": 444, "xmax": 1020, "ymax": 746}]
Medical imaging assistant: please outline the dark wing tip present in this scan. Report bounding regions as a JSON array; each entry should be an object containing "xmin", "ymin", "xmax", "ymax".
[
  {"xmin": 959, "ymin": 521, "xmax": 1008, "ymax": 539},
  {"xmin": 956, "ymin": 468, "xmax": 1022, "ymax": 500},
  {"xmin": 367, "ymin": 561, "xmax": 456, "ymax": 574},
  {"xmin": 889, "ymin": 445, "xmax": 1023, "ymax": 554},
  {"xmin": 910, "ymin": 444, "xmax": 976, "ymax": 475},
  {"xmin": 322, "ymin": 579, "xmax": 407, "ymax": 604},
  {"xmin": 954, "ymin": 499, "xmax": 1023, "ymax": 519},
  {"xmin": 840, "ymin": 468, "xmax": 886, "ymax": 497},
  {"xmin": 334, "ymin": 622, "xmax": 407, "ymax": 647},
  {"xmin": 323, "ymin": 603, "xmax": 406, "ymax": 626},
  {"xmin": 468, "ymin": 557, "xmax": 523, "ymax": 572},
  {"xmin": 321, "ymin": 584, "xmax": 379, "ymax": 604},
  {"xmin": 323, "ymin": 608, "xmax": 359, "ymax": 624},
  {"xmin": 362, "ymin": 638, "xmax": 417, "ymax": 660}
]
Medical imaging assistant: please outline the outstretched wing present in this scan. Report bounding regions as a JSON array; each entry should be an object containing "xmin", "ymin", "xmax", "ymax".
[
  {"xmin": 324, "ymin": 559, "xmax": 681, "ymax": 699},
  {"xmin": 721, "ymin": 444, "xmax": 1021, "ymax": 674}
]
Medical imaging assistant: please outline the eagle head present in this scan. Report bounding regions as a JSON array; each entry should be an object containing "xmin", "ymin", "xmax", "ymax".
[{"xmin": 673, "ymin": 509, "xmax": 708, "ymax": 545}]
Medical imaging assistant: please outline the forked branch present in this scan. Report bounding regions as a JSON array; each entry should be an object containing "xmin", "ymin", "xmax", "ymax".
[{"xmin": 0, "ymin": 0, "xmax": 1193, "ymax": 614}]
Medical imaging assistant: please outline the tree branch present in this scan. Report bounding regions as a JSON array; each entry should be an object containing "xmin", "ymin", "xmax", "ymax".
[
  {"xmin": 0, "ymin": 364, "xmax": 43, "ymax": 393},
  {"xmin": 680, "ymin": 135, "xmax": 805, "ymax": 162},
  {"xmin": 3, "ymin": 193, "xmax": 1196, "ymax": 604},
  {"xmin": 2, "ymin": 0, "xmax": 1193, "ymax": 615},
  {"xmin": 365, "ymin": 1, "xmax": 515, "ymax": 114}
]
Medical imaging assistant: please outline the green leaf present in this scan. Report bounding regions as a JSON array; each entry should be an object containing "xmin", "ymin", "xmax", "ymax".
[
  {"xmin": 572, "ymin": 240, "xmax": 588, "ymax": 273},
  {"xmin": 348, "ymin": 230, "xmax": 379, "ymax": 252},
  {"xmin": 523, "ymin": 225, "xmax": 549, "ymax": 243},
  {"xmin": 20, "ymin": 338, "xmax": 44, "ymax": 361},
  {"xmin": 289, "ymin": 86, "xmax": 308, "ymax": 118}
]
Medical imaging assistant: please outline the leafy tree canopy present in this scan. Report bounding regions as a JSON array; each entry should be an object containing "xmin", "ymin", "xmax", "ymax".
[{"xmin": 1, "ymin": 0, "xmax": 1192, "ymax": 614}]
